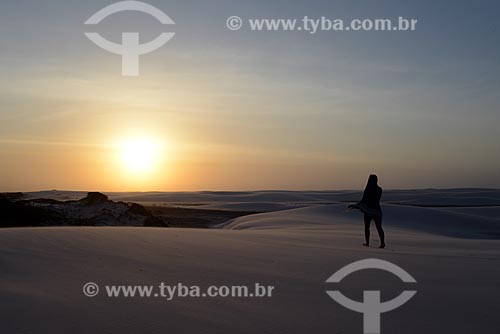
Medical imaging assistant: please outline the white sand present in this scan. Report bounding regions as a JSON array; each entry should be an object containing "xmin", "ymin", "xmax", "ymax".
[{"xmin": 1, "ymin": 190, "xmax": 500, "ymax": 333}]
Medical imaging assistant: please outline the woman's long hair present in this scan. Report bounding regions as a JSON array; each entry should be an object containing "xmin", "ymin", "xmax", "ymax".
[{"xmin": 365, "ymin": 174, "xmax": 379, "ymax": 192}]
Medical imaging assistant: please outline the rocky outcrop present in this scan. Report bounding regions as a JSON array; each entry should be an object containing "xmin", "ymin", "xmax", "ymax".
[
  {"xmin": 0, "ymin": 192, "xmax": 167, "ymax": 228},
  {"xmin": 0, "ymin": 194, "xmax": 59, "ymax": 228},
  {"xmin": 2, "ymin": 192, "xmax": 24, "ymax": 201},
  {"xmin": 79, "ymin": 192, "xmax": 109, "ymax": 206}
]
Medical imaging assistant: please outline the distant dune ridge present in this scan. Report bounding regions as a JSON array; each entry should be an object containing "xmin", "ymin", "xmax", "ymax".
[
  {"xmin": 23, "ymin": 188, "xmax": 500, "ymax": 207},
  {"xmin": 7, "ymin": 188, "xmax": 500, "ymax": 236}
]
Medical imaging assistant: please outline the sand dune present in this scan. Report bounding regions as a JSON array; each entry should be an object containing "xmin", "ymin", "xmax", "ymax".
[
  {"xmin": 2, "ymin": 189, "xmax": 500, "ymax": 333},
  {"xmin": 1, "ymin": 225, "xmax": 499, "ymax": 334},
  {"xmin": 219, "ymin": 204, "xmax": 500, "ymax": 239},
  {"xmin": 195, "ymin": 202, "xmax": 308, "ymax": 212}
]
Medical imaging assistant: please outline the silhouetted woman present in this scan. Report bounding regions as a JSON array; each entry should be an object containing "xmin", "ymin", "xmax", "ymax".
[{"xmin": 349, "ymin": 174, "xmax": 385, "ymax": 248}]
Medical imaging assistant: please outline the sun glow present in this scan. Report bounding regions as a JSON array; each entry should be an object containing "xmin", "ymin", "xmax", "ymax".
[{"xmin": 117, "ymin": 137, "xmax": 163, "ymax": 175}]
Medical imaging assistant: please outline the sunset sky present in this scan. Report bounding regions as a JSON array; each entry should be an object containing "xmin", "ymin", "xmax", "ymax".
[{"xmin": 1, "ymin": 0, "xmax": 499, "ymax": 191}]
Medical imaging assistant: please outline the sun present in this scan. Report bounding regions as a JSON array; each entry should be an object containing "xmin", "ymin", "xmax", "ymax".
[{"xmin": 118, "ymin": 137, "xmax": 161, "ymax": 174}]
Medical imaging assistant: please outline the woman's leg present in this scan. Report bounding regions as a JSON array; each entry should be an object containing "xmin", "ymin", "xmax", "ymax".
[
  {"xmin": 363, "ymin": 214, "xmax": 372, "ymax": 246},
  {"xmin": 374, "ymin": 216, "xmax": 385, "ymax": 248}
]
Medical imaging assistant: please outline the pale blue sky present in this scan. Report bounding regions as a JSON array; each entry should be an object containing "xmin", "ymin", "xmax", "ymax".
[{"xmin": 0, "ymin": 0, "xmax": 499, "ymax": 190}]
